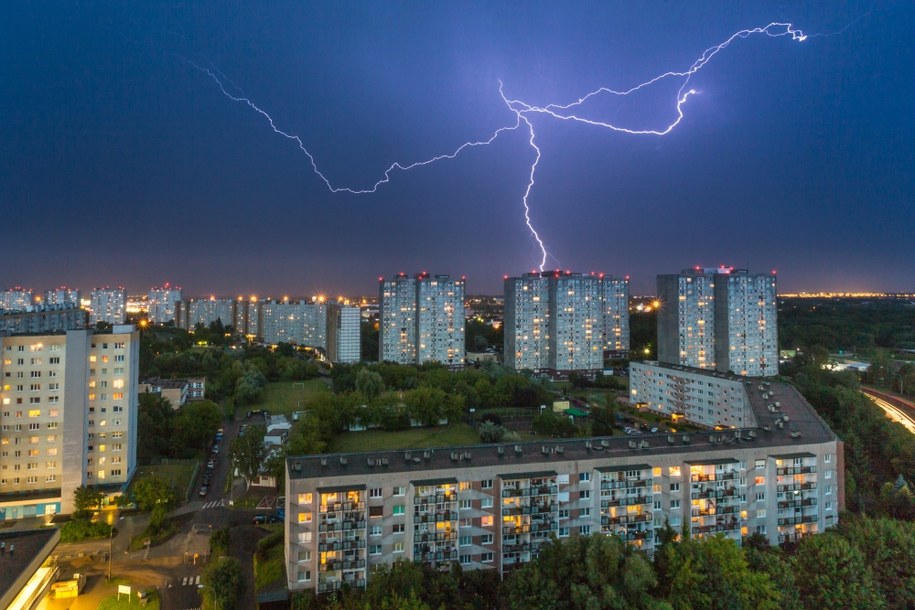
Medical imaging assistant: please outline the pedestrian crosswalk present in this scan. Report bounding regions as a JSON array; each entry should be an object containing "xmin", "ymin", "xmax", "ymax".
[
  {"xmin": 201, "ymin": 499, "xmax": 225, "ymax": 510},
  {"xmin": 169, "ymin": 575, "xmax": 201, "ymax": 587}
]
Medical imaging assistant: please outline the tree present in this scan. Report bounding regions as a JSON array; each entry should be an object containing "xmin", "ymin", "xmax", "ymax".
[
  {"xmin": 532, "ymin": 409, "xmax": 577, "ymax": 438},
  {"xmin": 404, "ymin": 386, "xmax": 448, "ymax": 427},
  {"xmin": 210, "ymin": 527, "xmax": 231, "ymax": 557},
  {"xmin": 355, "ymin": 368, "xmax": 385, "ymax": 401},
  {"xmin": 478, "ymin": 421, "xmax": 507, "ymax": 443},
  {"xmin": 174, "ymin": 400, "xmax": 223, "ymax": 456},
  {"xmin": 137, "ymin": 392, "xmax": 175, "ymax": 462},
  {"xmin": 131, "ymin": 475, "xmax": 177, "ymax": 512},
  {"xmin": 202, "ymin": 556, "xmax": 246, "ymax": 610},
  {"xmin": 793, "ymin": 532, "xmax": 882, "ymax": 609},
  {"xmin": 73, "ymin": 485, "xmax": 105, "ymax": 518},
  {"xmin": 231, "ymin": 425, "xmax": 268, "ymax": 489}
]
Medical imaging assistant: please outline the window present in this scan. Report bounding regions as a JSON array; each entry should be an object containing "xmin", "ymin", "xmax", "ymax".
[
  {"xmin": 459, "ymin": 536, "xmax": 471, "ymax": 546},
  {"xmin": 669, "ymin": 466, "xmax": 681, "ymax": 477},
  {"xmin": 756, "ymin": 492, "xmax": 766, "ymax": 502},
  {"xmin": 481, "ymin": 516, "xmax": 493, "ymax": 527},
  {"xmin": 369, "ymin": 488, "xmax": 382, "ymax": 499},
  {"xmin": 756, "ymin": 509, "xmax": 766, "ymax": 519},
  {"xmin": 392, "ymin": 504, "xmax": 405, "ymax": 516},
  {"xmin": 369, "ymin": 506, "xmax": 384, "ymax": 518},
  {"xmin": 755, "ymin": 459, "xmax": 766, "ymax": 469},
  {"xmin": 297, "ymin": 570, "xmax": 311, "ymax": 582},
  {"xmin": 392, "ymin": 523, "xmax": 404, "ymax": 533},
  {"xmin": 825, "ymin": 470, "xmax": 832, "ymax": 480},
  {"xmin": 754, "ymin": 476, "xmax": 765, "ymax": 486},
  {"xmin": 296, "ymin": 492, "xmax": 312, "ymax": 504},
  {"xmin": 459, "ymin": 499, "xmax": 472, "ymax": 510},
  {"xmin": 579, "ymin": 490, "xmax": 590, "ymax": 500},
  {"xmin": 481, "ymin": 552, "xmax": 493, "ymax": 563},
  {"xmin": 825, "ymin": 501, "xmax": 833, "ymax": 511},
  {"xmin": 393, "ymin": 486, "xmax": 405, "ymax": 496},
  {"xmin": 481, "ymin": 497, "xmax": 493, "ymax": 508},
  {"xmin": 824, "ymin": 453, "xmax": 832, "ymax": 463},
  {"xmin": 578, "ymin": 525, "xmax": 591, "ymax": 535},
  {"xmin": 298, "ymin": 550, "xmax": 312, "ymax": 562},
  {"xmin": 670, "ymin": 483, "xmax": 680, "ymax": 493},
  {"xmin": 558, "ymin": 509, "xmax": 569, "ymax": 519},
  {"xmin": 481, "ymin": 479, "xmax": 493, "ymax": 489},
  {"xmin": 459, "ymin": 481, "xmax": 471, "ymax": 491},
  {"xmin": 579, "ymin": 472, "xmax": 591, "ymax": 482},
  {"xmin": 370, "ymin": 525, "xmax": 382, "ymax": 537},
  {"xmin": 481, "ymin": 534, "xmax": 493, "ymax": 544},
  {"xmin": 298, "ymin": 512, "xmax": 312, "ymax": 524},
  {"xmin": 580, "ymin": 508, "xmax": 590, "ymax": 517},
  {"xmin": 460, "ymin": 555, "xmax": 471, "ymax": 565},
  {"xmin": 393, "ymin": 542, "xmax": 405, "ymax": 553},
  {"xmin": 670, "ymin": 499, "xmax": 680, "ymax": 509},
  {"xmin": 558, "ymin": 527, "xmax": 570, "ymax": 537},
  {"xmin": 825, "ymin": 485, "xmax": 832, "ymax": 495},
  {"xmin": 369, "ymin": 544, "xmax": 382, "ymax": 555}
]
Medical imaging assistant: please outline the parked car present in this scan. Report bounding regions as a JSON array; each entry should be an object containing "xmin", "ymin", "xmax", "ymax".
[
  {"xmin": 253, "ymin": 514, "xmax": 281, "ymax": 524},
  {"xmin": 199, "ymin": 486, "xmax": 208, "ymax": 497}
]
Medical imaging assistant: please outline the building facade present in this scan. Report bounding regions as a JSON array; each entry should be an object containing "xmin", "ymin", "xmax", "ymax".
[
  {"xmin": 657, "ymin": 267, "xmax": 777, "ymax": 377},
  {"xmin": 43, "ymin": 287, "xmax": 80, "ymax": 308},
  {"xmin": 285, "ymin": 376, "xmax": 842, "ymax": 593},
  {"xmin": 503, "ymin": 272, "xmax": 629, "ymax": 375},
  {"xmin": 147, "ymin": 285, "xmax": 182, "ymax": 325},
  {"xmin": 379, "ymin": 274, "xmax": 417, "ymax": 365},
  {"xmin": 0, "ymin": 288, "xmax": 34, "ymax": 312},
  {"xmin": 89, "ymin": 288, "xmax": 127, "ymax": 326},
  {"xmin": 379, "ymin": 273, "xmax": 465, "ymax": 367},
  {"xmin": 177, "ymin": 297, "xmax": 237, "ymax": 331},
  {"xmin": 0, "ymin": 326, "xmax": 140, "ymax": 519},
  {"xmin": 327, "ymin": 304, "xmax": 361, "ymax": 364},
  {"xmin": 0, "ymin": 307, "xmax": 87, "ymax": 336}
]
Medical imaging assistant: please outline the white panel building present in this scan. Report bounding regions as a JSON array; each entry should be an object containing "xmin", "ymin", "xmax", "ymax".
[
  {"xmin": 503, "ymin": 273, "xmax": 551, "ymax": 371},
  {"xmin": 379, "ymin": 274, "xmax": 417, "ymax": 365},
  {"xmin": 147, "ymin": 284, "xmax": 182, "ymax": 325},
  {"xmin": 89, "ymin": 288, "xmax": 127, "ymax": 326},
  {"xmin": 0, "ymin": 288, "xmax": 34, "ymax": 312},
  {"xmin": 43, "ymin": 287, "xmax": 80, "ymax": 308},
  {"xmin": 549, "ymin": 272, "xmax": 604, "ymax": 373},
  {"xmin": 327, "ymin": 304, "xmax": 361, "ymax": 364},
  {"xmin": 416, "ymin": 274, "xmax": 465, "ymax": 368}
]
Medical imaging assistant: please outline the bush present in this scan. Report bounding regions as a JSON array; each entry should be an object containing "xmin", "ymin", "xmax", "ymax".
[
  {"xmin": 479, "ymin": 421, "xmax": 507, "ymax": 443},
  {"xmin": 60, "ymin": 519, "xmax": 113, "ymax": 543}
]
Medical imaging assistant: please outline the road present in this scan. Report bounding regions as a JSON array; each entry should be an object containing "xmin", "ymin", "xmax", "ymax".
[
  {"xmin": 40, "ymin": 414, "xmax": 274, "ymax": 610},
  {"xmin": 862, "ymin": 387, "xmax": 915, "ymax": 435}
]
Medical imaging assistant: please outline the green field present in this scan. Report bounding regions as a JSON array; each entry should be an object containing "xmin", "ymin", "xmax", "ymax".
[
  {"xmin": 247, "ymin": 379, "xmax": 331, "ymax": 415},
  {"xmin": 130, "ymin": 459, "xmax": 198, "ymax": 501},
  {"xmin": 329, "ymin": 423, "xmax": 481, "ymax": 452}
]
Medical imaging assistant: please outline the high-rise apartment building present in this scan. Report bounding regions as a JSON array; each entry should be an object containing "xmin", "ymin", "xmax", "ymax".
[
  {"xmin": 43, "ymin": 287, "xmax": 80, "ymax": 308},
  {"xmin": 0, "ymin": 325, "xmax": 139, "ymax": 519},
  {"xmin": 379, "ymin": 274, "xmax": 417, "ymax": 365},
  {"xmin": 327, "ymin": 304, "xmax": 361, "ymax": 364},
  {"xmin": 503, "ymin": 271, "xmax": 629, "ymax": 375},
  {"xmin": 176, "ymin": 297, "xmax": 237, "ymax": 331},
  {"xmin": 284, "ymin": 374, "xmax": 842, "ymax": 593},
  {"xmin": 416, "ymin": 274, "xmax": 465, "ymax": 368},
  {"xmin": 379, "ymin": 273, "xmax": 465, "ymax": 367},
  {"xmin": 602, "ymin": 276, "xmax": 630, "ymax": 355},
  {"xmin": 261, "ymin": 300, "xmax": 310, "ymax": 345},
  {"xmin": 657, "ymin": 267, "xmax": 777, "ymax": 377},
  {"xmin": 147, "ymin": 284, "xmax": 182, "ymax": 325},
  {"xmin": 89, "ymin": 288, "xmax": 127, "ymax": 326},
  {"xmin": 503, "ymin": 273, "xmax": 551, "ymax": 371},
  {"xmin": 0, "ymin": 288, "xmax": 34, "ymax": 312},
  {"xmin": 0, "ymin": 307, "xmax": 87, "ymax": 336},
  {"xmin": 303, "ymin": 300, "xmax": 327, "ymax": 350}
]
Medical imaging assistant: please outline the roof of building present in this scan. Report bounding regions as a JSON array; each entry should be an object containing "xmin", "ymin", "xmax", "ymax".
[
  {"xmin": 0, "ymin": 528, "xmax": 59, "ymax": 608},
  {"xmin": 287, "ymin": 375, "xmax": 838, "ymax": 481}
]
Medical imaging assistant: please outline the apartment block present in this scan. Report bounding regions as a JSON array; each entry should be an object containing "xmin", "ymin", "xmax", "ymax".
[
  {"xmin": 0, "ymin": 307, "xmax": 87, "ymax": 336},
  {"xmin": 43, "ymin": 287, "xmax": 80, "ymax": 308},
  {"xmin": 89, "ymin": 288, "xmax": 127, "ymax": 326},
  {"xmin": 327, "ymin": 304, "xmax": 361, "ymax": 364},
  {"xmin": 379, "ymin": 274, "xmax": 417, "ymax": 364},
  {"xmin": 285, "ymin": 375, "xmax": 841, "ymax": 593},
  {"xmin": 657, "ymin": 267, "xmax": 777, "ymax": 376},
  {"xmin": 261, "ymin": 300, "xmax": 310, "ymax": 345},
  {"xmin": 177, "ymin": 297, "xmax": 237, "ymax": 331},
  {"xmin": 0, "ymin": 288, "xmax": 34, "ymax": 312},
  {"xmin": 0, "ymin": 326, "xmax": 139, "ymax": 519},
  {"xmin": 379, "ymin": 273, "xmax": 465, "ymax": 367},
  {"xmin": 416, "ymin": 274, "xmax": 465, "ymax": 368},
  {"xmin": 503, "ymin": 274, "xmax": 551, "ymax": 371},
  {"xmin": 147, "ymin": 284, "xmax": 182, "ymax": 325},
  {"xmin": 503, "ymin": 271, "xmax": 629, "ymax": 375}
]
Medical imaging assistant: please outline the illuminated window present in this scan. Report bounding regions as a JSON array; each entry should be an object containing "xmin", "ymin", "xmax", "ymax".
[
  {"xmin": 669, "ymin": 466, "xmax": 681, "ymax": 477},
  {"xmin": 298, "ymin": 493, "xmax": 313, "ymax": 504},
  {"xmin": 481, "ymin": 515, "xmax": 494, "ymax": 527}
]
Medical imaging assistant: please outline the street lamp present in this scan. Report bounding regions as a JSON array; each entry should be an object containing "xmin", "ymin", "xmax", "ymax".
[{"xmin": 107, "ymin": 510, "xmax": 116, "ymax": 581}]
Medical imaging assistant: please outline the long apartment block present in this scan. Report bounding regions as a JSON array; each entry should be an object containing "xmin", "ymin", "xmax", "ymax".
[
  {"xmin": 284, "ymin": 376, "xmax": 842, "ymax": 594},
  {"xmin": 0, "ymin": 326, "xmax": 139, "ymax": 520}
]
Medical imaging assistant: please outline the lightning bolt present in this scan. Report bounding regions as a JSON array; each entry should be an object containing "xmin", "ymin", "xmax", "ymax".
[{"xmin": 189, "ymin": 22, "xmax": 808, "ymax": 271}]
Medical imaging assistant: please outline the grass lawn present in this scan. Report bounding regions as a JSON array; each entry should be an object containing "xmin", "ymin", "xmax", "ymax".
[
  {"xmin": 254, "ymin": 532, "xmax": 285, "ymax": 591},
  {"xmin": 329, "ymin": 423, "xmax": 481, "ymax": 452},
  {"xmin": 247, "ymin": 379, "xmax": 331, "ymax": 416},
  {"xmin": 130, "ymin": 459, "xmax": 198, "ymax": 501}
]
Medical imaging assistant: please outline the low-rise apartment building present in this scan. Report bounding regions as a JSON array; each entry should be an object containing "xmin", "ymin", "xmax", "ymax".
[{"xmin": 284, "ymin": 376, "xmax": 842, "ymax": 594}]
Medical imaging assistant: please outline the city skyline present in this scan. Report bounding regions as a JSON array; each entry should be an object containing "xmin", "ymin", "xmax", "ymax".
[{"xmin": 3, "ymin": 2, "xmax": 913, "ymax": 295}]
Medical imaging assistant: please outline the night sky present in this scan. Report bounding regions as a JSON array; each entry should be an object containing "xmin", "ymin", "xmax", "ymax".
[{"xmin": 2, "ymin": 2, "xmax": 913, "ymax": 296}]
